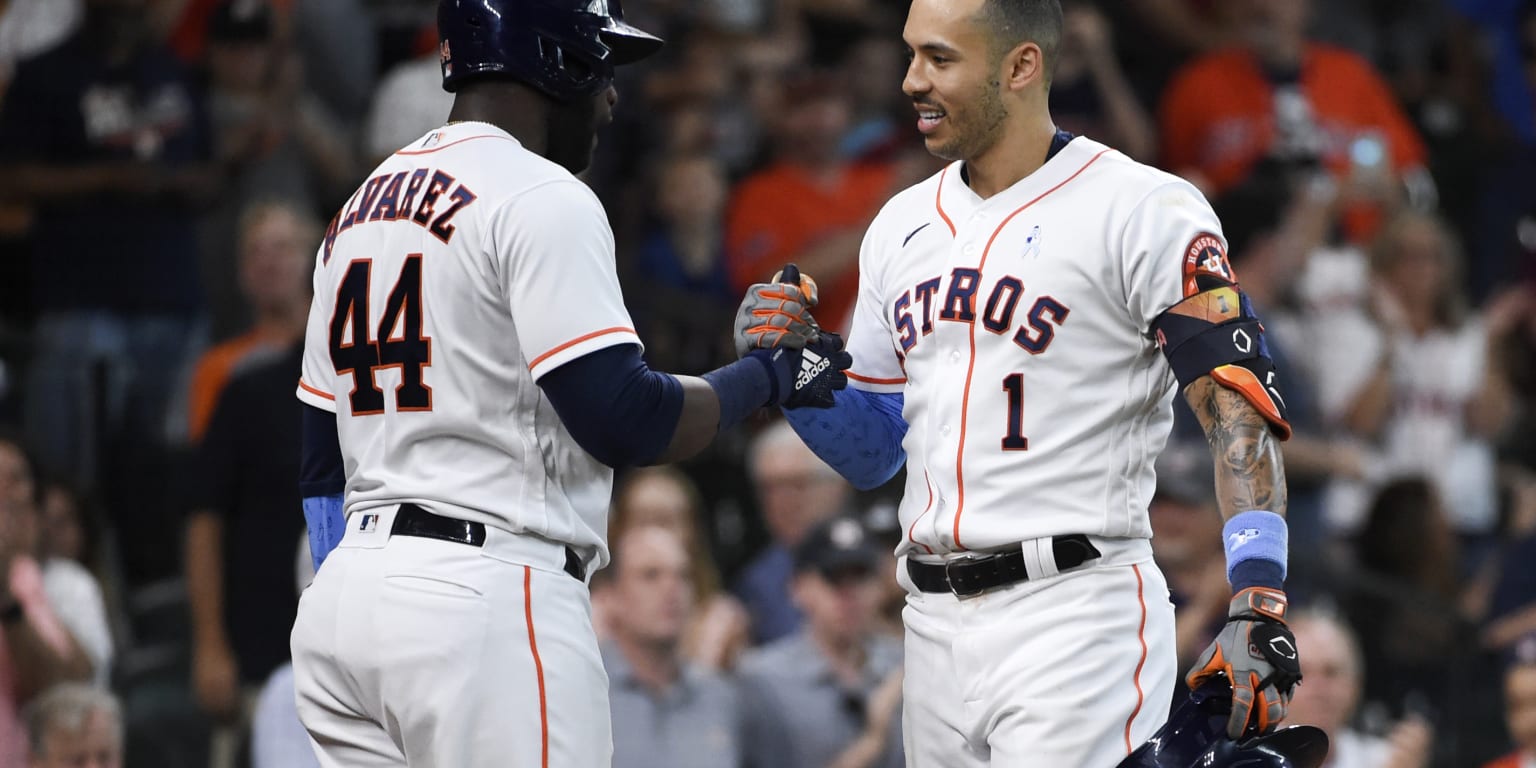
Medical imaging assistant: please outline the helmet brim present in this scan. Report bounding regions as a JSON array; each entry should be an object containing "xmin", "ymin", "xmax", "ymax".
[
  {"xmin": 601, "ymin": 20, "xmax": 663, "ymax": 65},
  {"xmin": 1229, "ymin": 726, "xmax": 1330, "ymax": 768}
]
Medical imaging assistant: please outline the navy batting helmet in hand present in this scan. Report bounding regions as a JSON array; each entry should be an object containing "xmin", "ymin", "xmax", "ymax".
[
  {"xmin": 438, "ymin": 0, "xmax": 662, "ymax": 100},
  {"xmin": 1119, "ymin": 679, "xmax": 1329, "ymax": 768}
]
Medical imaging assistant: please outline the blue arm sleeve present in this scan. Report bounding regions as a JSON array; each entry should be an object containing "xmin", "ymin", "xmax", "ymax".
[
  {"xmin": 783, "ymin": 389, "xmax": 907, "ymax": 490},
  {"xmin": 538, "ymin": 344, "xmax": 684, "ymax": 468},
  {"xmin": 301, "ymin": 404, "xmax": 346, "ymax": 570}
]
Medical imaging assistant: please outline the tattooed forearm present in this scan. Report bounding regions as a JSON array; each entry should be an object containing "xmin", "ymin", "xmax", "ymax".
[{"xmin": 1183, "ymin": 377, "xmax": 1288, "ymax": 520}]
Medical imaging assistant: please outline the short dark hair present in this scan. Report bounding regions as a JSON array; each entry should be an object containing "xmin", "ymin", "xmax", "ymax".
[{"xmin": 976, "ymin": 0, "xmax": 1063, "ymax": 85}]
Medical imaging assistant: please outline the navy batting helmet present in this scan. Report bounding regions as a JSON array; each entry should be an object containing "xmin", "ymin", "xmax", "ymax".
[
  {"xmin": 437, "ymin": 0, "xmax": 663, "ymax": 100},
  {"xmin": 1118, "ymin": 679, "xmax": 1329, "ymax": 768}
]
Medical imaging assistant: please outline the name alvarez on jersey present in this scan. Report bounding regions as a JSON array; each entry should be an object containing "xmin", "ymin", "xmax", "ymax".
[{"xmin": 322, "ymin": 166, "xmax": 479, "ymax": 263}]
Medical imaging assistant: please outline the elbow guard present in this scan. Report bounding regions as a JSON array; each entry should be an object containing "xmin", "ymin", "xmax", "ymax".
[{"xmin": 1152, "ymin": 283, "xmax": 1291, "ymax": 439}]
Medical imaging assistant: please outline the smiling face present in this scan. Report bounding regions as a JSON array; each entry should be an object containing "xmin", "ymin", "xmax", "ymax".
[
  {"xmin": 901, "ymin": 0, "xmax": 1055, "ymax": 164},
  {"xmin": 903, "ymin": 0, "xmax": 1010, "ymax": 162}
]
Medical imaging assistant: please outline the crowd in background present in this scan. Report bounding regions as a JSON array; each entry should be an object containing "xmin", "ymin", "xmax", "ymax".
[{"xmin": 0, "ymin": 0, "xmax": 1533, "ymax": 765}]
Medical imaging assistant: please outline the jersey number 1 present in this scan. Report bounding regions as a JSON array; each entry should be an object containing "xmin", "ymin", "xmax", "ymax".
[
  {"xmin": 329, "ymin": 256, "xmax": 432, "ymax": 415},
  {"xmin": 1001, "ymin": 373, "xmax": 1028, "ymax": 450}
]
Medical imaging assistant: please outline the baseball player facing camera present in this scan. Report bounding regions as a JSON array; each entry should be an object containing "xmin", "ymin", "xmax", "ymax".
[
  {"xmin": 734, "ymin": 0, "xmax": 1302, "ymax": 766},
  {"xmin": 287, "ymin": 1, "xmax": 850, "ymax": 766}
]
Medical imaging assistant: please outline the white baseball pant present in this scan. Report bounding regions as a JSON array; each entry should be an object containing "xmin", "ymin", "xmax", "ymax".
[
  {"xmin": 898, "ymin": 536, "xmax": 1178, "ymax": 767},
  {"xmin": 290, "ymin": 504, "xmax": 610, "ymax": 768}
]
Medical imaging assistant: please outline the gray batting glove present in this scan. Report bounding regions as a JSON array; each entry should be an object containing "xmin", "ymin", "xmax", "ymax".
[
  {"xmin": 732, "ymin": 264, "xmax": 821, "ymax": 358},
  {"xmin": 1186, "ymin": 587, "xmax": 1301, "ymax": 739}
]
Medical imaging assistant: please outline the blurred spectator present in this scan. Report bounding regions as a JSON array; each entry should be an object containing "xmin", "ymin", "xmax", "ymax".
[
  {"xmin": 1049, "ymin": 2, "xmax": 1156, "ymax": 161},
  {"xmin": 1483, "ymin": 473, "xmax": 1536, "ymax": 650},
  {"xmin": 1495, "ymin": 278, "xmax": 1536, "ymax": 473},
  {"xmin": 37, "ymin": 481, "xmax": 90, "ymax": 568},
  {"xmin": 249, "ymin": 663, "xmax": 318, "ymax": 768},
  {"xmin": 0, "ymin": 434, "xmax": 112, "ymax": 689},
  {"xmin": 22, "ymin": 683, "xmax": 122, "ymax": 768},
  {"xmin": 725, "ymin": 70, "xmax": 896, "ymax": 334},
  {"xmin": 1344, "ymin": 478, "xmax": 1481, "ymax": 726},
  {"xmin": 1456, "ymin": 0, "xmax": 1536, "ymax": 301},
  {"xmin": 1158, "ymin": 0, "xmax": 1430, "ymax": 243},
  {"xmin": 0, "ymin": 0, "xmax": 212, "ymax": 584},
  {"xmin": 0, "ymin": 455, "xmax": 94, "ymax": 768},
  {"xmin": 183, "ymin": 342, "xmax": 304, "ymax": 766},
  {"xmin": 362, "ymin": 32, "xmax": 453, "ymax": 167},
  {"xmin": 603, "ymin": 525, "xmax": 749, "ymax": 768},
  {"xmin": 605, "ymin": 466, "xmax": 750, "ymax": 671},
  {"xmin": 249, "ymin": 532, "xmax": 317, "ymax": 768},
  {"xmin": 199, "ymin": 0, "xmax": 351, "ymax": 341},
  {"xmin": 170, "ymin": 0, "xmax": 377, "ymax": 131},
  {"xmin": 629, "ymin": 153, "xmax": 737, "ymax": 375},
  {"xmin": 186, "ymin": 201, "xmax": 316, "ymax": 444},
  {"xmin": 1346, "ymin": 213, "xmax": 1517, "ymax": 539},
  {"xmin": 1124, "ymin": 0, "xmax": 1235, "ymax": 60},
  {"xmin": 1484, "ymin": 636, "xmax": 1536, "ymax": 768},
  {"xmin": 1450, "ymin": 0, "xmax": 1536, "ymax": 146},
  {"xmin": 739, "ymin": 515, "xmax": 904, "ymax": 768},
  {"xmin": 1288, "ymin": 609, "xmax": 1434, "ymax": 768},
  {"xmin": 859, "ymin": 501, "xmax": 905, "ymax": 638},
  {"xmin": 1146, "ymin": 441, "xmax": 1226, "ymax": 674},
  {"xmin": 837, "ymin": 32, "xmax": 907, "ymax": 162},
  {"xmin": 734, "ymin": 419, "xmax": 853, "ymax": 645},
  {"xmin": 287, "ymin": 0, "xmax": 377, "ymax": 133},
  {"xmin": 0, "ymin": 0, "xmax": 81, "ymax": 92}
]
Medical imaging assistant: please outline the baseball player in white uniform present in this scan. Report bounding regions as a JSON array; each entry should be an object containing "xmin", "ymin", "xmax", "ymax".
[
  {"xmin": 733, "ymin": 0, "xmax": 1303, "ymax": 766},
  {"xmin": 287, "ymin": 1, "xmax": 849, "ymax": 767}
]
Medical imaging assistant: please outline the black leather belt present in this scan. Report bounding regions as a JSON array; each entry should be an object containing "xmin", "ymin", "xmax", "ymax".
[
  {"xmin": 907, "ymin": 534, "xmax": 1101, "ymax": 597},
  {"xmin": 391, "ymin": 503, "xmax": 587, "ymax": 582}
]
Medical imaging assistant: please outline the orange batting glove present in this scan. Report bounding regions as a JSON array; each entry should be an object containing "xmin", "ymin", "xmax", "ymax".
[
  {"xmin": 1186, "ymin": 587, "xmax": 1302, "ymax": 739},
  {"xmin": 733, "ymin": 263, "xmax": 821, "ymax": 358}
]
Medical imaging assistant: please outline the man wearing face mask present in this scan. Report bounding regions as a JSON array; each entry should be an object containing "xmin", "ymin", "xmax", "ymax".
[{"xmin": 288, "ymin": 1, "xmax": 851, "ymax": 766}]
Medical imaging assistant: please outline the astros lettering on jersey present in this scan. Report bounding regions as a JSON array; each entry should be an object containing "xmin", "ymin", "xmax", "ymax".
[{"xmin": 843, "ymin": 136, "xmax": 1227, "ymax": 556}]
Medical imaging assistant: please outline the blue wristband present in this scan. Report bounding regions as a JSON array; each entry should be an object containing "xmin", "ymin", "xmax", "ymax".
[
  {"xmin": 1222, "ymin": 510, "xmax": 1287, "ymax": 587},
  {"xmin": 702, "ymin": 353, "xmax": 776, "ymax": 434}
]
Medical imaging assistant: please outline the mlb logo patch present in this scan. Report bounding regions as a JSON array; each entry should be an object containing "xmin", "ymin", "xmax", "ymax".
[
  {"xmin": 422, "ymin": 132, "xmax": 445, "ymax": 149},
  {"xmin": 359, "ymin": 513, "xmax": 380, "ymax": 533}
]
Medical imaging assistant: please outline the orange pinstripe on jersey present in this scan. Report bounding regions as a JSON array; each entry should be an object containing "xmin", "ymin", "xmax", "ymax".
[
  {"xmin": 847, "ymin": 371, "xmax": 906, "ymax": 385},
  {"xmin": 298, "ymin": 378, "xmax": 336, "ymax": 401},
  {"xmin": 934, "ymin": 165, "xmax": 956, "ymax": 237},
  {"xmin": 526, "ymin": 327, "xmax": 635, "ymax": 371},
  {"xmin": 1122, "ymin": 563, "xmax": 1149, "ymax": 754},
  {"xmin": 523, "ymin": 566, "xmax": 549, "ymax": 768},
  {"xmin": 951, "ymin": 148, "xmax": 1112, "ymax": 550}
]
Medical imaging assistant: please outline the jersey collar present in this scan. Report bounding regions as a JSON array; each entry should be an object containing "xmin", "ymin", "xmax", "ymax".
[{"xmin": 937, "ymin": 131, "xmax": 1101, "ymax": 223}]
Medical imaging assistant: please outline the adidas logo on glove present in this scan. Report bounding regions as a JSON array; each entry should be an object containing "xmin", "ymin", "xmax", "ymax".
[{"xmin": 796, "ymin": 348, "xmax": 831, "ymax": 390}]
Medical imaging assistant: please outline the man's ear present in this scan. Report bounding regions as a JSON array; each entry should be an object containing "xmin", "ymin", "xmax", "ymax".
[{"xmin": 1002, "ymin": 40, "xmax": 1046, "ymax": 92}]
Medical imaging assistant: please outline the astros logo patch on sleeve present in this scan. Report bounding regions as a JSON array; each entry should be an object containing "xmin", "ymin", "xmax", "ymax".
[{"xmin": 1182, "ymin": 233, "xmax": 1236, "ymax": 296}]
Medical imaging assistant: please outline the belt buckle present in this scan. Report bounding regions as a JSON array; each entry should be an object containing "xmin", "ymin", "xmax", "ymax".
[{"xmin": 944, "ymin": 557, "xmax": 986, "ymax": 598}]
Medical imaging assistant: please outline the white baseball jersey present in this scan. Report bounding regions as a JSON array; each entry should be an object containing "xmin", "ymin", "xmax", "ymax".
[
  {"xmin": 845, "ymin": 136, "xmax": 1229, "ymax": 557},
  {"xmin": 295, "ymin": 120, "xmax": 640, "ymax": 566}
]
